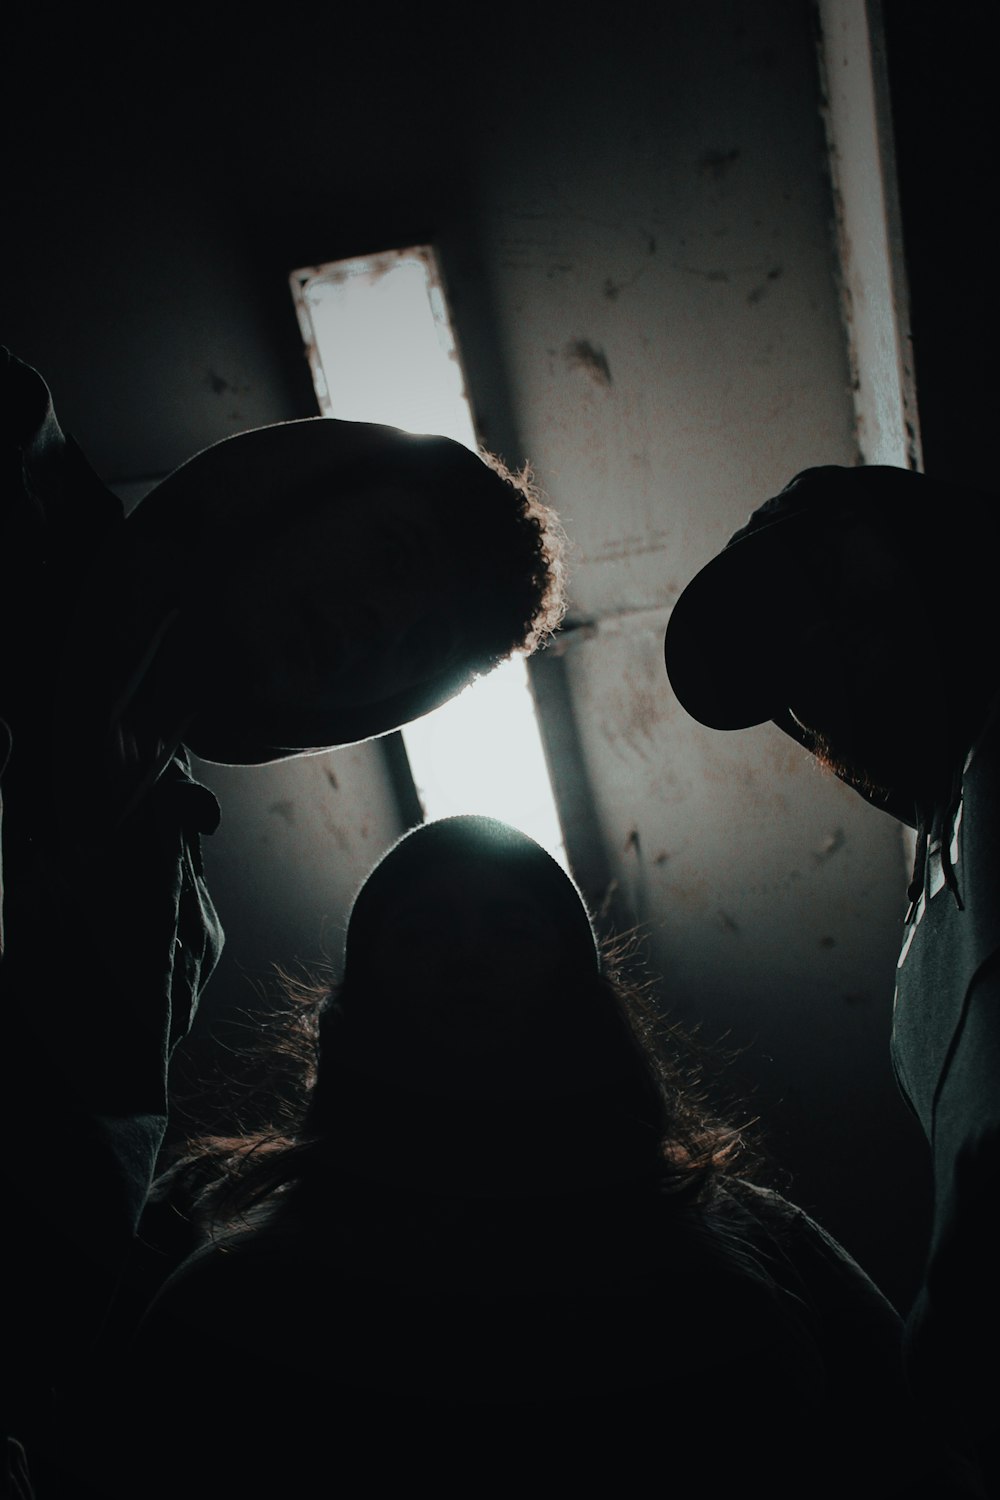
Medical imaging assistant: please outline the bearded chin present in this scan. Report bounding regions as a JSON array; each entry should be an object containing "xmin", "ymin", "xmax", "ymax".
[{"xmin": 808, "ymin": 727, "xmax": 897, "ymax": 805}]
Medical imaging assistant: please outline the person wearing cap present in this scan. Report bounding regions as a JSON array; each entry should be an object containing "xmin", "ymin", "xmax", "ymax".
[
  {"xmin": 0, "ymin": 347, "xmax": 565, "ymax": 1494},
  {"xmin": 664, "ymin": 464, "xmax": 998, "ymax": 1497},
  {"xmin": 90, "ymin": 815, "xmax": 925, "ymax": 1499}
]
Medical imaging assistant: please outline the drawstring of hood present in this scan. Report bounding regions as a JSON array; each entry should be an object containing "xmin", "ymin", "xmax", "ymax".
[
  {"xmin": 904, "ymin": 824, "xmax": 929, "ymax": 924},
  {"xmin": 906, "ymin": 763, "xmax": 966, "ymax": 925},
  {"xmin": 907, "ymin": 693, "xmax": 1000, "ymax": 923}
]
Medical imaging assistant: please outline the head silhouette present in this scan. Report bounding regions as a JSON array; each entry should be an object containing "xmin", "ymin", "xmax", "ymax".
[
  {"xmin": 66, "ymin": 417, "xmax": 566, "ymax": 773},
  {"xmin": 301, "ymin": 816, "xmax": 668, "ymax": 1194}
]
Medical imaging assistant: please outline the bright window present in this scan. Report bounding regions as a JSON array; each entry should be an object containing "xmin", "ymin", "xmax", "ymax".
[{"xmin": 290, "ymin": 247, "xmax": 566, "ymax": 867}]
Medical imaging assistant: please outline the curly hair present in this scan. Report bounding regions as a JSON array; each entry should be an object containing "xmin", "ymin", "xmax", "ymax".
[
  {"xmin": 468, "ymin": 450, "xmax": 567, "ymax": 663},
  {"xmin": 129, "ymin": 419, "xmax": 568, "ymax": 676}
]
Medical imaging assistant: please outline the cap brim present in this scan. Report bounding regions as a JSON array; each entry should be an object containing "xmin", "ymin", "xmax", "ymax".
[{"xmin": 664, "ymin": 520, "xmax": 813, "ymax": 731}]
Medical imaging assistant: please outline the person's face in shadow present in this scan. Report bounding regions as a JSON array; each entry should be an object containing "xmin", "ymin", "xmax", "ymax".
[
  {"xmin": 784, "ymin": 516, "xmax": 949, "ymax": 799},
  {"xmin": 344, "ymin": 859, "xmax": 607, "ymax": 1101},
  {"xmin": 182, "ymin": 485, "xmax": 462, "ymax": 725},
  {"xmin": 124, "ymin": 418, "xmax": 491, "ymax": 753}
]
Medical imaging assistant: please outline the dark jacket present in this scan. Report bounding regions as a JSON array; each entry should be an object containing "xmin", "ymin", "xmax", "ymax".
[{"xmin": 1, "ymin": 349, "xmax": 224, "ymax": 1465}]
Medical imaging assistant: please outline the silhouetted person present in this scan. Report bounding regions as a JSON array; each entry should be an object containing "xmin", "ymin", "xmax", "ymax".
[
  {"xmin": 97, "ymin": 816, "xmax": 922, "ymax": 1499},
  {"xmin": 664, "ymin": 463, "xmax": 998, "ymax": 1497},
  {"xmin": 0, "ymin": 348, "xmax": 565, "ymax": 1496}
]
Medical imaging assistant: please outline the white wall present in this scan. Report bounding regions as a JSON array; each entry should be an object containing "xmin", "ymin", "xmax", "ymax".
[{"xmin": 444, "ymin": 3, "xmax": 926, "ymax": 1289}]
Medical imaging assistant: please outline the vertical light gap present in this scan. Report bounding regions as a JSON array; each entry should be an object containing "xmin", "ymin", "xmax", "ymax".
[{"xmin": 290, "ymin": 247, "xmax": 566, "ymax": 867}]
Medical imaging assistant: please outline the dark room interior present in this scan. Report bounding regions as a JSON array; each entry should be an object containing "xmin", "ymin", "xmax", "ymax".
[{"xmin": 2, "ymin": 1, "xmax": 995, "ymax": 1492}]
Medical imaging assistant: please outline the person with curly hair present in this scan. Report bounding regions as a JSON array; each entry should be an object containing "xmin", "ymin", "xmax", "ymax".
[
  {"xmin": 89, "ymin": 816, "xmax": 931, "ymax": 1499},
  {"xmin": 0, "ymin": 347, "xmax": 565, "ymax": 1497}
]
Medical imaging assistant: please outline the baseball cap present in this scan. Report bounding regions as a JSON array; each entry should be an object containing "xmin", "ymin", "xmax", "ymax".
[{"xmin": 663, "ymin": 464, "xmax": 925, "ymax": 730}]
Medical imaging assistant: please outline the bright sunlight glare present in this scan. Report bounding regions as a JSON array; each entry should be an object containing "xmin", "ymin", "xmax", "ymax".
[{"xmin": 290, "ymin": 246, "xmax": 567, "ymax": 867}]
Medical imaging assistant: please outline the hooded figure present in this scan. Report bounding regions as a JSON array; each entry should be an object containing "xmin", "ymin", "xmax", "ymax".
[
  {"xmin": 664, "ymin": 462, "xmax": 999, "ymax": 1497},
  {"xmin": 307, "ymin": 814, "xmax": 658, "ymax": 1192},
  {"xmin": 93, "ymin": 814, "xmax": 927, "ymax": 1500}
]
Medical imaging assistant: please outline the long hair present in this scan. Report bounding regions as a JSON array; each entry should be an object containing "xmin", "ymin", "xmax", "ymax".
[{"xmin": 154, "ymin": 932, "xmax": 762, "ymax": 1250}]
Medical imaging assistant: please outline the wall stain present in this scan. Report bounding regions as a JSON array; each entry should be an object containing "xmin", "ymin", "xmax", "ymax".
[
  {"xmin": 325, "ymin": 768, "xmax": 339, "ymax": 791},
  {"xmin": 603, "ymin": 262, "xmax": 647, "ymax": 300},
  {"xmin": 680, "ymin": 266, "xmax": 730, "ymax": 282},
  {"xmin": 597, "ymin": 876, "xmax": 621, "ymax": 925},
  {"xmin": 812, "ymin": 828, "xmax": 845, "ymax": 864},
  {"xmin": 207, "ymin": 368, "xmax": 250, "ymax": 397},
  {"xmin": 624, "ymin": 674, "xmax": 668, "ymax": 743},
  {"xmin": 268, "ymin": 800, "xmax": 296, "ymax": 826},
  {"xmin": 747, "ymin": 265, "xmax": 784, "ymax": 304},
  {"xmin": 564, "ymin": 339, "xmax": 612, "ymax": 387},
  {"xmin": 320, "ymin": 808, "xmax": 351, "ymax": 854},
  {"xmin": 699, "ymin": 147, "xmax": 740, "ymax": 179}
]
